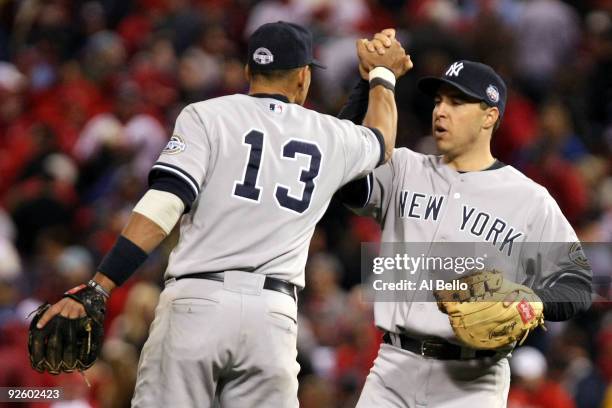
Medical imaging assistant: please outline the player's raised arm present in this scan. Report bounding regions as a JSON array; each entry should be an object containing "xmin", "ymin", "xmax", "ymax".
[
  {"xmin": 337, "ymin": 30, "xmax": 401, "ymax": 124},
  {"xmin": 334, "ymin": 30, "xmax": 411, "ymax": 212},
  {"xmin": 357, "ymin": 37, "xmax": 412, "ymax": 163}
]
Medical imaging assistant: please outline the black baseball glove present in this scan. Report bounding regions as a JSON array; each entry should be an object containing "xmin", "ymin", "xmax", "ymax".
[{"xmin": 28, "ymin": 283, "xmax": 106, "ymax": 374}]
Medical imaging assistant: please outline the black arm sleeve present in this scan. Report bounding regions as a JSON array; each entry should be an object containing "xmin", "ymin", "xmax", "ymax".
[
  {"xmin": 148, "ymin": 170, "xmax": 196, "ymax": 213},
  {"xmin": 335, "ymin": 79, "xmax": 373, "ymax": 207},
  {"xmin": 336, "ymin": 173, "xmax": 373, "ymax": 208},
  {"xmin": 339, "ymin": 79, "xmax": 386, "ymax": 166},
  {"xmin": 534, "ymin": 275, "xmax": 593, "ymax": 321},
  {"xmin": 337, "ymin": 79, "xmax": 369, "ymax": 124}
]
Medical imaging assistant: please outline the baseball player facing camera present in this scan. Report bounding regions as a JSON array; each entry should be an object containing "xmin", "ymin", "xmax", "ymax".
[
  {"xmin": 337, "ymin": 32, "xmax": 593, "ymax": 407},
  {"xmin": 28, "ymin": 23, "xmax": 413, "ymax": 407}
]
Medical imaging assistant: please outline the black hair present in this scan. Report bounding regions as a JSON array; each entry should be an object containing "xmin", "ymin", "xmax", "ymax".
[{"xmin": 249, "ymin": 66, "xmax": 303, "ymax": 82}]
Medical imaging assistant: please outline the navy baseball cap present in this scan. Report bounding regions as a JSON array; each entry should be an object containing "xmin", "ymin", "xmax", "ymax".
[
  {"xmin": 247, "ymin": 21, "xmax": 326, "ymax": 71},
  {"xmin": 418, "ymin": 60, "xmax": 507, "ymax": 118}
]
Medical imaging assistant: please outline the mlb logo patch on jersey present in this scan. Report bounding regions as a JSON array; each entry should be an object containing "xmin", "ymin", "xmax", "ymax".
[
  {"xmin": 269, "ymin": 103, "xmax": 283, "ymax": 114},
  {"xmin": 162, "ymin": 134, "xmax": 186, "ymax": 155}
]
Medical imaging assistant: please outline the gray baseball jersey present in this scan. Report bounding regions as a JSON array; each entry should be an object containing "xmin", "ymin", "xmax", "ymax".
[
  {"xmin": 353, "ymin": 148, "xmax": 591, "ymax": 341},
  {"xmin": 152, "ymin": 94, "xmax": 382, "ymax": 287}
]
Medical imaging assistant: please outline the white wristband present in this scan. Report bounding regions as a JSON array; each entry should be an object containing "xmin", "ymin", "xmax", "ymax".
[{"xmin": 369, "ymin": 66, "xmax": 396, "ymax": 87}]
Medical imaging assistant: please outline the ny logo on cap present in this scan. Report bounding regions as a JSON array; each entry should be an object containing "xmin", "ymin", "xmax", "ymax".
[
  {"xmin": 253, "ymin": 47, "xmax": 274, "ymax": 65},
  {"xmin": 445, "ymin": 62, "xmax": 464, "ymax": 77}
]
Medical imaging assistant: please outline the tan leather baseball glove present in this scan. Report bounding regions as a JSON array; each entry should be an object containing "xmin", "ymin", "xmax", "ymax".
[{"xmin": 434, "ymin": 270, "xmax": 545, "ymax": 350}]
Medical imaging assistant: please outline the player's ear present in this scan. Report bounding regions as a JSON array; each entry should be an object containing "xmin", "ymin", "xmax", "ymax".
[
  {"xmin": 482, "ymin": 107, "xmax": 499, "ymax": 131},
  {"xmin": 296, "ymin": 66, "xmax": 309, "ymax": 89},
  {"xmin": 244, "ymin": 65, "xmax": 251, "ymax": 81}
]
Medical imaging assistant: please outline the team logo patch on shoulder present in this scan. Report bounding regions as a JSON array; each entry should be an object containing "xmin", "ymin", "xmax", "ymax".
[
  {"xmin": 486, "ymin": 85, "xmax": 500, "ymax": 103},
  {"xmin": 569, "ymin": 242, "xmax": 590, "ymax": 269},
  {"xmin": 253, "ymin": 47, "xmax": 274, "ymax": 65},
  {"xmin": 163, "ymin": 134, "xmax": 186, "ymax": 155}
]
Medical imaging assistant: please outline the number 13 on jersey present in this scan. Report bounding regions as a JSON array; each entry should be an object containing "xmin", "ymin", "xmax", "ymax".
[{"xmin": 233, "ymin": 130, "xmax": 322, "ymax": 214}]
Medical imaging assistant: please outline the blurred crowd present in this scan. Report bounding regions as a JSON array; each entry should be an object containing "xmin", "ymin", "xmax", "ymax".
[{"xmin": 0, "ymin": 0, "xmax": 611, "ymax": 407}]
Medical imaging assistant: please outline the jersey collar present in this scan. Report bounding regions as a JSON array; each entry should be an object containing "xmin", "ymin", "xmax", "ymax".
[
  {"xmin": 250, "ymin": 93, "xmax": 290, "ymax": 103},
  {"xmin": 457, "ymin": 160, "xmax": 506, "ymax": 174}
]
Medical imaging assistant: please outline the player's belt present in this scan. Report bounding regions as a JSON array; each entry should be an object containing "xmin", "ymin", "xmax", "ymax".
[
  {"xmin": 174, "ymin": 272, "xmax": 298, "ymax": 301},
  {"xmin": 383, "ymin": 332, "xmax": 498, "ymax": 360}
]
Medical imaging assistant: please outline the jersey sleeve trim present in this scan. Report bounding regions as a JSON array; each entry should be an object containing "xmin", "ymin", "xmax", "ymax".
[
  {"xmin": 534, "ymin": 275, "xmax": 592, "ymax": 321},
  {"xmin": 150, "ymin": 162, "xmax": 200, "ymax": 198},
  {"xmin": 540, "ymin": 269, "xmax": 592, "ymax": 288},
  {"xmin": 148, "ymin": 171, "xmax": 197, "ymax": 212},
  {"xmin": 365, "ymin": 172, "xmax": 374, "ymax": 207},
  {"xmin": 366, "ymin": 127, "xmax": 385, "ymax": 166}
]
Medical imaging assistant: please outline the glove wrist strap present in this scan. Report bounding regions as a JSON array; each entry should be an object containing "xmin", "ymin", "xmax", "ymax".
[{"xmin": 88, "ymin": 279, "xmax": 110, "ymax": 299}]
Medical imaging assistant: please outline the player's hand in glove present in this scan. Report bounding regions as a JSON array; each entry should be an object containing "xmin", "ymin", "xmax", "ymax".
[
  {"xmin": 357, "ymin": 29, "xmax": 413, "ymax": 80},
  {"xmin": 434, "ymin": 270, "xmax": 545, "ymax": 350},
  {"xmin": 28, "ymin": 281, "xmax": 107, "ymax": 374}
]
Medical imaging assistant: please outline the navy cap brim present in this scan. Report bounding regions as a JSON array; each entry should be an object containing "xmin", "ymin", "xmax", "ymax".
[
  {"xmin": 417, "ymin": 77, "xmax": 484, "ymax": 102},
  {"xmin": 310, "ymin": 59, "xmax": 326, "ymax": 69}
]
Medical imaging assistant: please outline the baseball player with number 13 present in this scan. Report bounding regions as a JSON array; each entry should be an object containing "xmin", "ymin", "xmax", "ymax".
[
  {"xmin": 337, "ymin": 31, "xmax": 593, "ymax": 407},
  {"xmin": 27, "ymin": 23, "xmax": 413, "ymax": 408}
]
